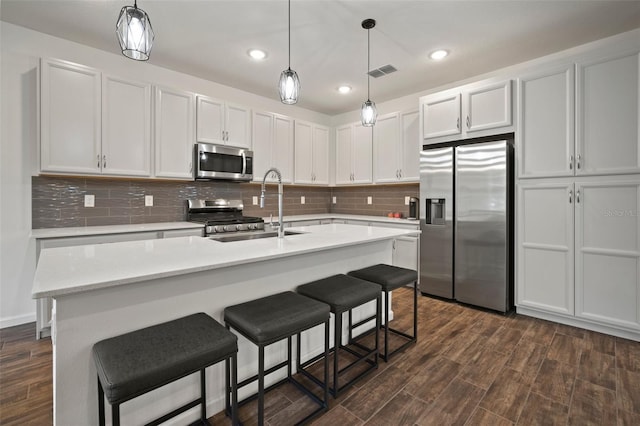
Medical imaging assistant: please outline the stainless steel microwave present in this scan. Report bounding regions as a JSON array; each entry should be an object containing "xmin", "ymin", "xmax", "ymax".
[{"xmin": 194, "ymin": 143, "xmax": 253, "ymax": 181}]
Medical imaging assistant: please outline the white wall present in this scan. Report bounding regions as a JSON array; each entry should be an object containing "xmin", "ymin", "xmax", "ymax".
[{"xmin": 0, "ymin": 21, "xmax": 332, "ymax": 329}]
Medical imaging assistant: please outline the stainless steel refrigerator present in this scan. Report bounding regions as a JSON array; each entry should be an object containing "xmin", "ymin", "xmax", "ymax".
[{"xmin": 419, "ymin": 138, "xmax": 513, "ymax": 312}]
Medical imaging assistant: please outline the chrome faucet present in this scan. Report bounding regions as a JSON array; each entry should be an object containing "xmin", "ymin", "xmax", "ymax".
[{"xmin": 260, "ymin": 167, "xmax": 284, "ymax": 238}]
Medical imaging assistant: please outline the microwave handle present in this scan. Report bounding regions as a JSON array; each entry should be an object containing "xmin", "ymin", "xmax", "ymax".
[{"xmin": 241, "ymin": 151, "xmax": 246, "ymax": 175}]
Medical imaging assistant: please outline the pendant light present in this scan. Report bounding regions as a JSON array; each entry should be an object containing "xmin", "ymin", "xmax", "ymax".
[
  {"xmin": 360, "ymin": 19, "xmax": 377, "ymax": 127},
  {"xmin": 279, "ymin": 0, "xmax": 300, "ymax": 104},
  {"xmin": 116, "ymin": 0, "xmax": 155, "ymax": 61}
]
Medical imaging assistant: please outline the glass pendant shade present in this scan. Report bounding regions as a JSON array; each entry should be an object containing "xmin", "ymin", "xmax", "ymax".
[
  {"xmin": 279, "ymin": 67, "xmax": 300, "ymax": 104},
  {"xmin": 116, "ymin": 3, "xmax": 154, "ymax": 61},
  {"xmin": 361, "ymin": 99, "xmax": 377, "ymax": 127}
]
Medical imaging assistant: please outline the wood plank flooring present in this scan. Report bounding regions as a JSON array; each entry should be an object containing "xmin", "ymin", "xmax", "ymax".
[{"xmin": 2, "ymin": 288, "xmax": 640, "ymax": 425}]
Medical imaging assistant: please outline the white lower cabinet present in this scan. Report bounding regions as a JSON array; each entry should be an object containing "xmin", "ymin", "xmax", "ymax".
[
  {"xmin": 392, "ymin": 236, "xmax": 419, "ymax": 272},
  {"xmin": 517, "ymin": 178, "xmax": 640, "ymax": 334}
]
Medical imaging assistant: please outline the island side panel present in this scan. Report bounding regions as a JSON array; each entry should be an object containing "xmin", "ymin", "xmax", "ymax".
[{"xmin": 53, "ymin": 239, "xmax": 392, "ymax": 425}]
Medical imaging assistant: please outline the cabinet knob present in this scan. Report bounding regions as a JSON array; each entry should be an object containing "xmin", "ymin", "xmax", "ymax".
[
  {"xmin": 576, "ymin": 190, "xmax": 580, "ymax": 203},
  {"xmin": 466, "ymin": 115, "xmax": 470, "ymax": 129},
  {"xmin": 97, "ymin": 154, "xmax": 100, "ymax": 168},
  {"xmin": 569, "ymin": 189, "xmax": 573, "ymax": 204},
  {"xmin": 577, "ymin": 154, "xmax": 581, "ymax": 170},
  {"xmin": 456, "ymin": 117, "xmax": 460, "ymax": 130},
  {"xmin": 569, "ymin": 155, "xmax": 574, "ymax": 170},
  {"xmin": 103, "ymin": 155, "xmax": 106, "ymax": 168}
]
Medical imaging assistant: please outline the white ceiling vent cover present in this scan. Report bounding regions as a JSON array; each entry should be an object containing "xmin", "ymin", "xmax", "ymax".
[{"xmin": 368, "ymin": 64, "xmax": 397, "ymax": 78}]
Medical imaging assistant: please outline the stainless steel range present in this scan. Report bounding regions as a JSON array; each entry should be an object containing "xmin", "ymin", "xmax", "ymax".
[{"xmin": 187, "ymin": 199, "xmax": 264, "ymax": 236}]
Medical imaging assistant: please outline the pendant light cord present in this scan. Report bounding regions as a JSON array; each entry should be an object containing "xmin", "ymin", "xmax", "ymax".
[
  {"xmin": 367, "ymin": 27, "xmax": 370, "ymax": 100},
  {"xmin": 288, "ymin": 0, "xmax": 291, "ymax": 69}
]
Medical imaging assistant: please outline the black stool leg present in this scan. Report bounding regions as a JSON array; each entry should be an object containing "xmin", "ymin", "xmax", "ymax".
[
  {"xmin": 413, "ymin": 281, "xmax": 418, "ymax": 342},
  {"xmin": 375, "ymin": 295, "xmax": 381, "ymax": 365},
  {"xmin": 200, "ymin": 369, "xmax": 207, "ymax": 423},
  {"xmin": 383, "ymin": 291, "xmax": 390, "ymax": 361},
  {"xmin": 323, "ymin": 320, "xmax": 330, "ymax": 407},
  {"xmin": 98, "ymin": 378, "xmax": 105, "ymax": 426},
  {"xmin": 333, "ymin": 311, "xmax": 342, "ymax": 396},
  {"xmin": 231, "ymin": 353, "xmax": 238, "ymax": 426},
  {"xmin": 258, "ymin": 344, "xmax": 265, "ymax": 426},
  {"xmin": 112, "ymin": 403, "xmax": 120, "ymax": 426}
]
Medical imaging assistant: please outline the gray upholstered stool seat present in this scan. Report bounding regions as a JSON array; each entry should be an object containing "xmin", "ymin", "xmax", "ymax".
[
  {"xmin": 224, "ymin": 291, "xmax": 330, "ymax": 426},
  {"xmin": 93, "ymin": 313, "xmax": 238, "ymax": 426},
  {"xmin": 348, "ymin": 263, "xmax": 418, "ymax": 361},
  {"xmin": 297, "ymin": 274, "xmax": 382, "ymax": 397}
]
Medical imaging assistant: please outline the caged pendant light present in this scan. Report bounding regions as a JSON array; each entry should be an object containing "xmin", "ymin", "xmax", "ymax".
[
  {"xmin": 279, "ymin": 0, "xmax": 300, "ymax": 104},
  {"xmin": 116, "ymin": 0, "xmax": 155, "ymax": 61},
  {"xmin": 360, "ymin": 19, "xmax": 377, "ymax": 127}
]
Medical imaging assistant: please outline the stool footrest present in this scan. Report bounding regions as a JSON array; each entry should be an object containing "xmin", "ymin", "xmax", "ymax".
[{"xmin": 236, "ymin": 359, "xmax": 289, "ymax": 389}]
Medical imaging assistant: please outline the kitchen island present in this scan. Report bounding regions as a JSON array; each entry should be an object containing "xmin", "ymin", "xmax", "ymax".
[{"xmin": 32, "ymin": 223, "xmax": 419, "ymax": 425}]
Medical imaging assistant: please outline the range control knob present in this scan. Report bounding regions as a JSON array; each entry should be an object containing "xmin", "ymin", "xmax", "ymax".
[
  {"xmin": 214, "ymin": 225, "xmax": 226, "ymax": 233},
  {"xmin": 206, "ymin": 225, "xmax": 215, "ymax": 234},
  {"xmin": 224, "ymin": 225, "xmax": 238, "ymax": 232},
  {"xmin": 248, "ymin": 224, "xmax": 257, "ymax": 230},
  {"xmin": 237, "ymin": 224, "xmax": 249, "ymax": 231}
]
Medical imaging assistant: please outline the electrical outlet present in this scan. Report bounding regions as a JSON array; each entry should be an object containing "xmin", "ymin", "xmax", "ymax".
[
  {"xmin": 252, "ymin": 196, "xmax": 258, "ymax": 205},
  {"xmin": 332, "ymin": 196, "xmax": 337, "ymax": 204},
  {"xmin": 145, "ymin": 195, "xmax": 154, "ymax": 207},
  {"xmin": 301, "ymin": 196, "xmax": 305, "ymax": 204},
  {"xmin": 405, "ymin": 196, "xmax": 410, "ymax": 205},
  {"xmin": 367, "ymin": 196, "xmax": 372, "ymax": 205},
  {"xmin": 84, "ymin": 194, "xmax": 95, "ymax": 208}
]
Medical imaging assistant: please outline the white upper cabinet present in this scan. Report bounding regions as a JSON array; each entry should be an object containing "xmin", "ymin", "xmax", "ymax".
[
  {"xmin": 335, "ymin": 122, "xmax": 373, "ymax": 184},
  {"xmin": 577, "ymin": 51, "xmax": 640, "ymax": 175},
  {"xmin": 40, "ymin": 58, "xmax": 101, "ymax": 174},
  {"xmin": 374, "ymin": 109, "xmax": 419, "ymax": 183},
  {"xmin": 294, "ymin": 121, "xmax": 329, "ymax": 185},
  {"xmin": 252, "ymin": 111, "xmax": 294, "ymax": 183},
  {"xmin": 421, "ymin": 80, "xmax": 512, "ymax": 145},
  {"xmin": 196, "ymin": 95, "xmax": 251, "ymax": 149},
  {"xmin": 102, "ymin": 75, "xmax": 151, "ymax": 176},
  {"xmin": 154, "ymin": 86, "xmax": 195, "ymax": 179},
  {"xmin": 40, "ymin": 58, "xmax": 152, "ymax": 177},
  {"xmin": 518, "ymin": 64, "xmax": 575, "ymax": 178}
]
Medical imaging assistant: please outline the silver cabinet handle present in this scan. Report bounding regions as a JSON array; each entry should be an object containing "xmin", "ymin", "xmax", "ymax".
[
  {"xmin": 466, "ymin": 115, "xmax": 470, "ymax": 129},
  {"xmin": 569, "ymin": 155, "xmax": 573, "ymax": 170},
  {"xmin": 576, "ymin": 190, "xmax": 580, "ymax": 203},
  {"xmin": 399, "ymin": 169, "xmax": 402, "ymax": 178},
  {"xmin": 577, "ymin": 154, "xmax": 581, "ymax": 170},
  {"xmin": 456, "ymin": 117, "xmax": 460, "ymax": 130},
  {"xmin": 103, "ymin": 155, "xmax": 106, "ymax": 168},
  {"xmin": 97, "ymin": 154, "xmax": 100, "ymax": 168},
  {"xmin": 189, "ymin": 162, "xmax": 192, "ymax": 172},
  {"xmin": 569, "ymin": 189, "xmax": 573, "ymax": 204}
]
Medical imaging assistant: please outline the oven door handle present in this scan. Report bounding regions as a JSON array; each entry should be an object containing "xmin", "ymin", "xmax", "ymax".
[{"xmin": 241, "ymin": 151, "xmax": 247, "ymax": 175}]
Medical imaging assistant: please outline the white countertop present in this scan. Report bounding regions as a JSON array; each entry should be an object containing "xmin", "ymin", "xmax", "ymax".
[
  {"xmin": 32, "ymin": 224, "xmax": 419, "ymax": 299},
  {"xmin": 30, "ymin": 221, "xmax": 204, "ymax": 239},
  {"xmin": 273, "ymin": 213, "xmax": 420, "ymax": 226}
]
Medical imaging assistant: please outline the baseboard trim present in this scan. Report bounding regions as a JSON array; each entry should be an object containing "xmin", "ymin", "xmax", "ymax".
[{"xmin": 0, "ymin": 313, "xmax": 36, "ymax": 329}]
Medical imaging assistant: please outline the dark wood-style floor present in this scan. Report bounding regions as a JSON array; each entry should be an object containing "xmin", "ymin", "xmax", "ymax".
[{"xmin": 2, "ymin": 288, "xmax": 640, "ymax": 425}]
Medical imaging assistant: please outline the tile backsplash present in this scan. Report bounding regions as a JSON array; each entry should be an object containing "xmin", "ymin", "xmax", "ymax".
[{"xmin": 32, "ymin": 176, "xmax": 418, "ymax": 228}]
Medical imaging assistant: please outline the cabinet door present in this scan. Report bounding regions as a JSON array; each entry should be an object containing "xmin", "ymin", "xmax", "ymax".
[
  {"xmin": 352, "ymin": 123, "xmax": 373, "ymax": 184},
  {"xmin": 421, "ymin": 92, "xmax": 461, "ymax": 141},
  {"xmin": 517, "ymin": 182, "xmax": 574, "ymax": 315},
  {"xmin": 335, "ymin": 126, "xmax": 353, "ymax": 184},
  {"xmin": 518, "ymin": 65, "xmax": 574, "ymax": 178},
  {"xmin": 272, "ymin": 114, "xmax": 294, "ymax": 183},
  {"xmin": 225, "ymin": 103, "xmax": 251, "ymax": 149},
  {"xmin": 464, "ymin": 80, "xmax": 512, "ymax": 133},
  {"xmin": 154, "ymin": 87, "xmax": 195, "ymax": 179},
  {"xmin": 40, "ymin": 59, "xmax": 101, "ymax": 174},
  {"xmin": 392, "ymin": 236, "xmax": 419, "ymax": 272},
  {"xmin": 294, "ymin": 121, "xmax": 314, "ymax": 184},
  {"xmin": 102, "ymin": 75, "xmax": 151, "ymax": 176},
  {"xmin": 251, "ymin": 110, "xmax": 273, "ymax": 182},
  {"xmin": 577, "ymin": 51, "xmax": 640, "ymax": 175},
  {"xmin": 373, "ymin": 113, "xmax": 400, "ymax": 183},
  {"xmin": 400, "ymin": 109, "xmax": 420, "ymax": 181},
  {"xmin": 575, "ymin": 180, "xmax": 640, "ymax": 330},
  {"xmin": 196, "ymin": 95, "xmax": 224, "ymax": 144},
  {"xmin": 312, "ymin": 125, "xmax": 330, "ymax": 185}
]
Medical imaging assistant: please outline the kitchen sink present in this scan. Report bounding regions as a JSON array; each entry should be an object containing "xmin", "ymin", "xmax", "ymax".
[{"xmin": 209, "ymin": 230, "xmax": 304, "ymax": 243}]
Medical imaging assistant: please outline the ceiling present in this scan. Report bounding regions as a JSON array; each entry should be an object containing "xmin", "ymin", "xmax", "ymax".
[{"xmin": 2, "ymin": 1, "xmax": 639, "ymax": 115}]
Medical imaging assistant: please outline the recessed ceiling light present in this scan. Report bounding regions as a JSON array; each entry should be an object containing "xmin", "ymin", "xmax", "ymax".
[
  {"xmin": 337, "ymin": 85, "xmax": 352, "ymax": 94},
  {"xmin": 430, "ymin": 49, "xmax": 449, "ymax": 60},
  {"xmin": 248, "ymin": 49, "xmax": 267, "ymax": 60}
]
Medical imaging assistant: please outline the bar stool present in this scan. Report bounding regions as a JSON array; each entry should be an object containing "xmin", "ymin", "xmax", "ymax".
[
  {"xmin": 297, "ymin": 274, "xmax": 382, "ymax": 397},
  {"xmin": 348, "ymin": 264, "xmax": 418, "ymax": 361},
  {"xmin": 92, "ymin": 313, "xmax": 238, "ymax": 426},
  {"xmin": 224, "ymin": 291, "xmax": 330, "ymax": 426}
]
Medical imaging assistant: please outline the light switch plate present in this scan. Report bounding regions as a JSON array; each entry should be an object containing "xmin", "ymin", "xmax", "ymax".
[
  {"xmin": 84, "ymin": 194, "xmax": 95, "ymax": 208},
  {"xmin": 301, "ymin": 196, "xmax": 305, "ymax": 204},
  {"xmin": 252, "ymin": 196, "xmax": 258, "ymax": 205},
  {"xmin": 145, "ymin": 195, "xmax": 154, "ymax": 207},
  {"xmin": 367, "ymin": 196, "xmax": 372, "ymax": 205},
  {"xmin": 332, "ymin": 196, "xmax": 337, "ymax": 204},
  {"xmin": 405, "ymin": 196, "xmax": 410, "ymax": 205}
]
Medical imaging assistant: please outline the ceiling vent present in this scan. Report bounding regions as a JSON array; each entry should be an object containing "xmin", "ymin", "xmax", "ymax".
[{"xmin": 368, "ymin": 64, "xmax": 397, "ymax": 78}]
